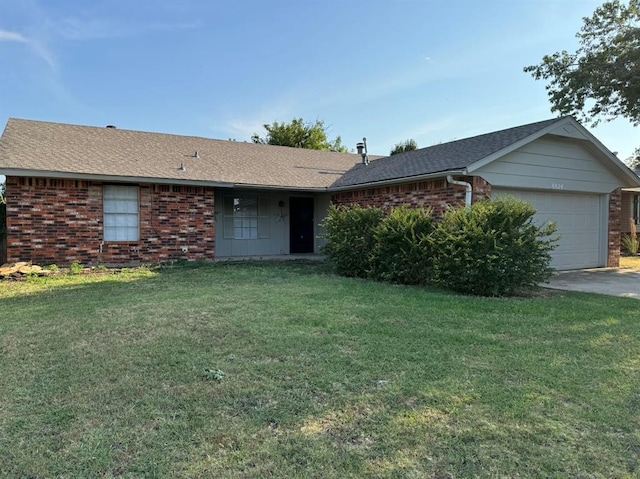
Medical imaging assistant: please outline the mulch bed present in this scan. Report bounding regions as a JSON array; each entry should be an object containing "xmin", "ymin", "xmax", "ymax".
[{"xmin": 0, "ymin": 262, "xmax": 125, "ymax": 281}]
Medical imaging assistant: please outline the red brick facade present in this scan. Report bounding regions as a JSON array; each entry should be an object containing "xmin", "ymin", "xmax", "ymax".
[
  {"xmin": 331, "ymin": 176, "xmax": 622, "ymax": 268},
  {"xmin": 608, "ymin": 188, "xmax": 621, "ymax": 267},
  {"xmin": 5, "ymin": 177, "xmax": 215, "ymax": 266},
  {"xmin": 3, "ymin": 175, "xmax": 624, "ymax": 268},
  {"xmin": 331, "ymin": 176, "xmax": 492, "ymax": 219}
]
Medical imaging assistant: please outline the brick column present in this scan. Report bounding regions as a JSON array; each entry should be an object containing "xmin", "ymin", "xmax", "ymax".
[{"xmin": 608, "ymin": 188, "xmax": 622, "ymax": 267}]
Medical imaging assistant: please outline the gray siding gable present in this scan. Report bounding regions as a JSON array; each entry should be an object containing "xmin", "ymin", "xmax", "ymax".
[
  {"xmin": 330, "ymin": 118, "xmax": 561, "ymax": 188},
  {"xmin": 476, "ymin": 136, "xmax": 625, "ymax": 194}
]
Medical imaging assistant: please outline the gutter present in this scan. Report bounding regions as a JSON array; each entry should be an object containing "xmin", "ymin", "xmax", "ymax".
[
  {"xmin": 446, "ymin": 175, "xmax": 473, "ymax": 206},
  {"xmin": 0, "ymin": 169, "xmax": 329, "ymax": 192},
  {"xmin": 328, "ymin": 170, "xmax": 468, "ymax": 192},
  {"xmin": 0, "ymin": 169, "xmax": 232, "ymax": 188},
  {"xmin": 231, "ymin": 183, "xmax": 330, "ymax": 192}
]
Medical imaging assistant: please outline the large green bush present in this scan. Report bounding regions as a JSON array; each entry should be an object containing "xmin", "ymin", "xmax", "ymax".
[
  {"xmin": 370, "ymin": 206, "xmax": 435, "ymax": 284},
  {"xmin": 431, "ymin": 197, "xmax": 557, "ymax": 296},
  {"xmin": 320, "ymin": 204, "xmax": 384, "ymax": 277}
]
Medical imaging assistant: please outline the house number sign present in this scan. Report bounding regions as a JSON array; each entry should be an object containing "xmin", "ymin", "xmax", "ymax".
[{"xmin": 551, "ymin": 183, "xmax": 564, "ymax": 190}]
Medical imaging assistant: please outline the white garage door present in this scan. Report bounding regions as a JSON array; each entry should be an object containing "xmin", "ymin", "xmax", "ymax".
[{"xmin": 493, "ymin": 189, "xmax": 604, "ymax": 270}]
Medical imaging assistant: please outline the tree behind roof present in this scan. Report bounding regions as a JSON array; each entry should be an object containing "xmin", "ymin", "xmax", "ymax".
[
  {"xmin": 390, "ymin": 139, "xmax": 418, "ymax": 155},
  {"xmin": 251, "ymin": 118, "xmax": 348, "ymax": 152}
]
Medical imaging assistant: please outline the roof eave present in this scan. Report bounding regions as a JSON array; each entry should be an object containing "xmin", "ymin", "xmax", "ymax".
[
  {"xmin": 0, "ymin": 169, "xmax": 233, "ymax": 188},
  {"xmin": 328, "ymin": 170, "xmax": 468, "ymax": 192},
  {"xmin": 0, "ymin": 169, "xmax": 337, "ymax": 192},
  {"xmin": 231, "ymin": 183, "xmax": 330, "ymax": 192},
  {"xmin": 465, "ymin": 116, "xmax": 640, "ymax": 188},
  {"xmin": 465, "ymin": 117, "xmax": 568, "ymax": 174}
]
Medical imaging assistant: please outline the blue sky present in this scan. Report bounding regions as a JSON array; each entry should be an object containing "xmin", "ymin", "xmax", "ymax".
[{"xmin": 0, "ymin": 0, "xmax": 637, "ymax": 161}]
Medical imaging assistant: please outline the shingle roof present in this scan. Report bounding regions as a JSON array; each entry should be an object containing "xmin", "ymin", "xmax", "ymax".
[
  {"xmin": 0, "ymin": 118, "xmax": 361, "ymax": 190},
  {"xmin": 331, "ymin": 118, "xmax": 563, "ymax": 188}
]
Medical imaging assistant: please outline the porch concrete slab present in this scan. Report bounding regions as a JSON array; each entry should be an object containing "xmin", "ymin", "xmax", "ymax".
[
  {"xmin": 215, "ymin": 254, "xmax": 325, "ymax": 262},
  {"xmin": 544, "ymin": 268, "xmax": 640, "ymax": 299}
]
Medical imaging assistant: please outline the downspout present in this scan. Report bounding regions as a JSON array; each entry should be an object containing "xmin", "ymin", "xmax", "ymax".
[{"xmin": 447, "ymin": 175, "xmax": 473, "ymax": 207}]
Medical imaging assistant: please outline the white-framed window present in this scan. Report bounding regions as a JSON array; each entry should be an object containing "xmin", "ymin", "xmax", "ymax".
[
  {"xmin": 223, "ymin": 196, "xmax": 269, "ymax": 239},
  {"xmin": 104, "ymin": 185, "xmax": 139, "ymax": 241},
  {"xmin": 634, "ymin": 195, "xmax": 640, "ymax": 225}
]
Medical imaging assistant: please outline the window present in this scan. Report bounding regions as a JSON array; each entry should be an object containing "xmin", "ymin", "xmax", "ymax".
[
  {"xmin": 634, "ymin": 195, "xmax": 640, "ymax": 225},
  {"xmin": 223, "ymin": 196, "xmax": 269, "ymax": 239},
  {"xmin": 104, "ymin": 185, "xmax": 139, "ymax": 241}
]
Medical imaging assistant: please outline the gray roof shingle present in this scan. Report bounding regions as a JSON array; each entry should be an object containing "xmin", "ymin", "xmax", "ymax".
[{"xmin": 331, "ymin": 118, "xmax": 562, "ymax": 188}]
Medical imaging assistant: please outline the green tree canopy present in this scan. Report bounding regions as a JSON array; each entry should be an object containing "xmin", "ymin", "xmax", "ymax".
[
  {"xmin": 390, "ymin": 139, "xmax": 418, "ymax": 156},
  {"xmin": 524, "ymin": 0, "xmax": 640, "ymax": 126},
  {"xmin": 628, "ymin": 147, "xmax": 640, "ymax": 169},
  {"xmin": 251, "ymin": 118, "xmax": 348, "ymax": 152}
]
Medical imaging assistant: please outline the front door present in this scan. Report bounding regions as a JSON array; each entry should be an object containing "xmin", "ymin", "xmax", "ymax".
[{"xmin": 289, "ymin": 197, "xmax": 314, "ymax": 254}]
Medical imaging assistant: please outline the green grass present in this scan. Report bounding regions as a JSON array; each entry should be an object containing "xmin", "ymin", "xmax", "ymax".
[{"xmin": 1, "ymin": 261, "xmax": 639, "ymax": 478}]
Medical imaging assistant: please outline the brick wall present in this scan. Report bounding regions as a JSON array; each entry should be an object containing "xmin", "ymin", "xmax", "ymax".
[
  {"xmin": 5, "ymin": 177, "xmax": 215, "ymax": 266},
  {"xmin": 608, "ymin": 188, "xmax": 621, "ymax": 267},
  {"xmin": 331, "ymin": 176, "xmax": 492, "ymax": 218},
  {"xmin": 331, "ymin": 177, "xmax": 622, "ymax": 268}
]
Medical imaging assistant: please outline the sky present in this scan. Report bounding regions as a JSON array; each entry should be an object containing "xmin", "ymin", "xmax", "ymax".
[{"xmin": 0, "ymin": 0, "xmax": 637, "ymax": 164}]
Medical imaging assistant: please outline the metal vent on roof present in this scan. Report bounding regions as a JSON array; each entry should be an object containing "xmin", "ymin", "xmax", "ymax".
[
  {"xmin": 357, "ymin": 137, "xmax": 369, "ymax": 165},
  {"xmin": 106, "ymin": 125, "xmax": 117, "ymax": 129}
]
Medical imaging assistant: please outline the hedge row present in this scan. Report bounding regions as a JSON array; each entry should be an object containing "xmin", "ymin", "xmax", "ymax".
[{"xmin": 320, "ymin": 198, "xmax": 557, "ymax": 296}]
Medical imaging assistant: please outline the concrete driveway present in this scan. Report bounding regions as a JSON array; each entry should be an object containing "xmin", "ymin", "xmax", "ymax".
[{"xmin": 544, "ymin": 268, "xmax": 640, "ymax": 299}]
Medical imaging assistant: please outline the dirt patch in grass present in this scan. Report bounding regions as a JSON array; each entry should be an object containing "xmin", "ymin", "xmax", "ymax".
[{"xmin": 620, "ymin": 256, "xmax": 640, "ymax": 270}]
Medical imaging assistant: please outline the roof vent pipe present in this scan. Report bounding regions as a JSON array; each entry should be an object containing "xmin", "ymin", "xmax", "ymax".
[
  {"xmin": 446, "ymin": 175, "xmax": 473, "ymax": 207},
  {"xmin": 357, "ymin": 137, "xmax": 369, "ymax": 165},
  {"xmin": 105, "ymin": 125, "xmax": 117, "ymax": 129}
]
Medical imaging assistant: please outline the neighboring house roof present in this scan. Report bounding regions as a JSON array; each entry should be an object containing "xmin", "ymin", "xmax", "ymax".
[
  {"xmin": 0, "ymin": 118, "xmax": 361, "ymax": 190},
  {"xmin": 332, "ymin": 117, "xmax": 629, "ymax": 188}
]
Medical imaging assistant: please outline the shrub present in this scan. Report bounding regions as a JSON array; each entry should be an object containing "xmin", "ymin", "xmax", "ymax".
[
  {"xmin": 622, "ymin": 234, "xmax": 639, "ymax": 255},
  {"xmin": 69, "ymin": 261, "xmax": 83, "ymax": 275},
  {"xmin": 370, "ymin": 206, "xmax": 435, "ymax": 284},
  {"xmin": 622, "ymin": 219, "xmax": 639, "ymax": 255},
  {"xmin": 320, "ymin": 204, "xmax": 384, "ymax": 277},
  {"xmin": 431, "ymin": 197, "xmax": 557, "ymax": 296}
]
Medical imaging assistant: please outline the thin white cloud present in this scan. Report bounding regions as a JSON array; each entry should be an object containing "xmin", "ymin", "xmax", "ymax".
[
  {"xmin": 0, "ymin": 29, "xmax": 27, "ymax": 42},
  {"xmin": 0, "ymin": 28, "xmax": 56, "ymax": 68},
  {"xmin": 29, "ymin": 38, "xmax": 56, "ymax": 68}
]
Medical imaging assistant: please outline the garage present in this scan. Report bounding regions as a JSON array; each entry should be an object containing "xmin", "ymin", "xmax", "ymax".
[
  {"xmin": 493, "ymin": 188, "xmax": 605, "ymax": 270},
  {"xmin": 468, "ymin": 123, "xmax": 639, "ymax": 271},
  {"xmin": 332, "ymin": 117, "xmax": 640, "ymax": 270}
]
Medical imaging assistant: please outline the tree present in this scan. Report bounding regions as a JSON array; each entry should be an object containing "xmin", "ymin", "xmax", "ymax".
[
  {"xmin": 251, "ymin": 118, "xmax": 349, "ymax": 152},
  {"xmin": 524, "ymin": 0, "xmax": 640, "ymax": 126},
  {"xmin": 390, "ymin": 139, "xmax": 418, "ymax": 155},
  {"xmin": 629, "ymin": 147, "xmax": 640, "ymax": 169}
]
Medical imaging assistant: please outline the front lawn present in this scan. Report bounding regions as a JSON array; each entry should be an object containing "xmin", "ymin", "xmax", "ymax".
[{"xmin": 1, "ymin": 262, "xmax": 638, "ymax": 478}]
